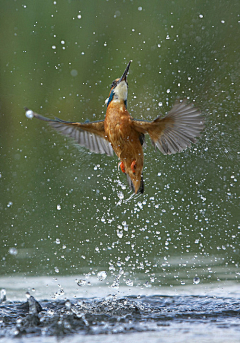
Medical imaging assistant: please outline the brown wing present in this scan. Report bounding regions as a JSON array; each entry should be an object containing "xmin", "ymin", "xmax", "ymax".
[
  {"xmin": 131, "ymin": 100, "xmax": 204, "ymax": 155},
  {"xmin": 25, "ymin": 108, "xmax": 114, "ymax": 156}
]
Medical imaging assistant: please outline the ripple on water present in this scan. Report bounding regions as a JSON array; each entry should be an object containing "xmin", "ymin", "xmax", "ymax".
[{"xmin": 0, "ymin": 293, "xmax": 240, "ymax": 341}]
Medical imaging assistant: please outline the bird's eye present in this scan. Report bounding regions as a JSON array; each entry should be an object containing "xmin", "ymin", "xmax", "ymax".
[{"xmin": 111, "ymin": 80, "xmax": 117, "ymax": 89}]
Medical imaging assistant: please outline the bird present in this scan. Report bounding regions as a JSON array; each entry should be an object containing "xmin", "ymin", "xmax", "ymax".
[{"xmin": 25, "ymin": 60, "xmax": 204, "ymax": 194}]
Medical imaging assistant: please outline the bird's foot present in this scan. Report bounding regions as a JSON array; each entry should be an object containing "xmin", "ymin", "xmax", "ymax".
[
  {"xmin": 118, "ymin": 161, "xmax": 126, "ymax": 174},
  {"xmin": 131, "ymin": 160, "xmax": 137, "ymax": 174}
]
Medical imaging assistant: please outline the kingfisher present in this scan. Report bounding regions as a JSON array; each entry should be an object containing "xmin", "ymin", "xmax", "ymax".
[{"xmin": 25, "ymin": 60, "xmax": 204, "ymax": 194}]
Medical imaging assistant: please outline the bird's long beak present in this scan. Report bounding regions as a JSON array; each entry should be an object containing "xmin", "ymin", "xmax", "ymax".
[{"xmin": 118, "ymin": 60, "xmax": 132, "ymax": 83}]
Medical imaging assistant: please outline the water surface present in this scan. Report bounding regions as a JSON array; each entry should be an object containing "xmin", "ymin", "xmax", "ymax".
[{"xmin": 1, "ymin": 277, "xmax": 240, "ymax": 342}]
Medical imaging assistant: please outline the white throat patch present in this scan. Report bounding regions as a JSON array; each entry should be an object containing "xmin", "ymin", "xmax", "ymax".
[
  {"xmin": 105, "ymin": 80, "xmax": 128, "ymax": 106},
  {"xmin": 114, "ymin": 81, "xmax": 128, "ymax": 101}
]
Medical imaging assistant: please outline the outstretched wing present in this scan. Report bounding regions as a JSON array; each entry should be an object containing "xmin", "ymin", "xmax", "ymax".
[
  {"xmin": 25, "ymin": 108, "xmax": 114, "ymax": 156},
  {"xmin": 131, "ymin": 100, "xmax": 204, "ymax": 155}
]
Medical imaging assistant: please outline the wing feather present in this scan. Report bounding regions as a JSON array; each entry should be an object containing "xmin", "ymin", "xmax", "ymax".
[
  {"xmin": 132, "ymin": 100, "xmax": 204, "ymax": 155},
  {"xmin": 25, "ymin": 108, "xmax": 114, "ymax": 156},
  {"xmin": 50, "ymin": 120, "xmax": 114, "ymax": 156}
]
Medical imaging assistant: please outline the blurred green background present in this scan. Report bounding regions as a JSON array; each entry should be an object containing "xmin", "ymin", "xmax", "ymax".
[{"xmin": 0, "ymin": 0, "xmax": 239, "ymax": 288}]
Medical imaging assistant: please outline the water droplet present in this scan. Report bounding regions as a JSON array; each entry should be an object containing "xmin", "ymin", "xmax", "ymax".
[
  {"xmin": 118, "ymin": 192, "xmax": 124, "ymax": 200},
  {"xmin": 71, "ymin": 69, "xmax": 78, "ymax": 77},
  {"xmin": 144, "ymin": 281, "xmax": 151, "ymax": 288},
  {"xmin": 25, "ymin": 110, "xmax": 34, "ymax": 119},
  {"xmin": 14, "ymin": 329, "xmax": 19, "ymax": 336},
  {"xmin": 57, "ymin": 204, "xmax": 61, "ymax": 210},
  {"xmin": 111, "ymin": 280, "xmax": 119, "ymax": 289},
  {"xmin": 1, "ymin": 289, "xmax": 6, "ymax": 302},
  {"xmin": 117, "ymin": 230, "xmax": 123, "ymax": 238},
  {"xmin": 114, "ymin": 10, "xmax": 121, "ymax": 17},
  {"xmin": 76, "ymin": 279, "xmax": 86, "ymax": 286},
  {"xmin": 16, "ymin": 318, "xmax": 22, "ymax": 326},
  {"xmin": 126, "ymin": 279, "xmax": 133, "ymax": 286},
  {"xmin": 193, "ymin": 277, "xmax": 200, "ymax": 284},
  {"xmin": 65, "ymin": 300, "xmax": 72, "ymax": 310},
  {"xmin": 138, "ymin": 6, "xmax": 142, "ymax": 11},
  {"xmin": 97, "ymin": 271, "xmax": 107, "ymax": 281},
  {"xmin": 9, "ymin": 247, "xmax": 18, "ymax": 255}
]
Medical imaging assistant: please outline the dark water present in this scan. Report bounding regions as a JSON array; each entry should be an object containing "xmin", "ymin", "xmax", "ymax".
[
  {"xmin": 1, "ymin": 2, "xmax": 240, "ymax": 342},
  {"xmin": 1, "ymin": 291, "xmax": 240, "ymax": 342}
]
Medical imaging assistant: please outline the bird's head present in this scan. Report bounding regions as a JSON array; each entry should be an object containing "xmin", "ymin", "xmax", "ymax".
[{"xmin": 105, "ymin": 60, "xmax": 132, "ymax": 108}]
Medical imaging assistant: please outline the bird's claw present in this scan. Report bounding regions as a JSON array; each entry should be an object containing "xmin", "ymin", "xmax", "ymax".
[
  {"xmin": 131, "ymin": 160, "xmax": 137, "ymax": 174},
  {"xmin": 118, "ymin": 161, "xmax": 126, "ymax": 174}
]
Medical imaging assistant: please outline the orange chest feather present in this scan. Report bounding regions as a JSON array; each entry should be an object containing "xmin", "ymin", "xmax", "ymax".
[
  {"xmin": 104, "ymin": 103, "xmax": 143, "ymax": 162},
  {"xmin": 104, "ymin": 104, "xmax": 133, "ymax": 143}
]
